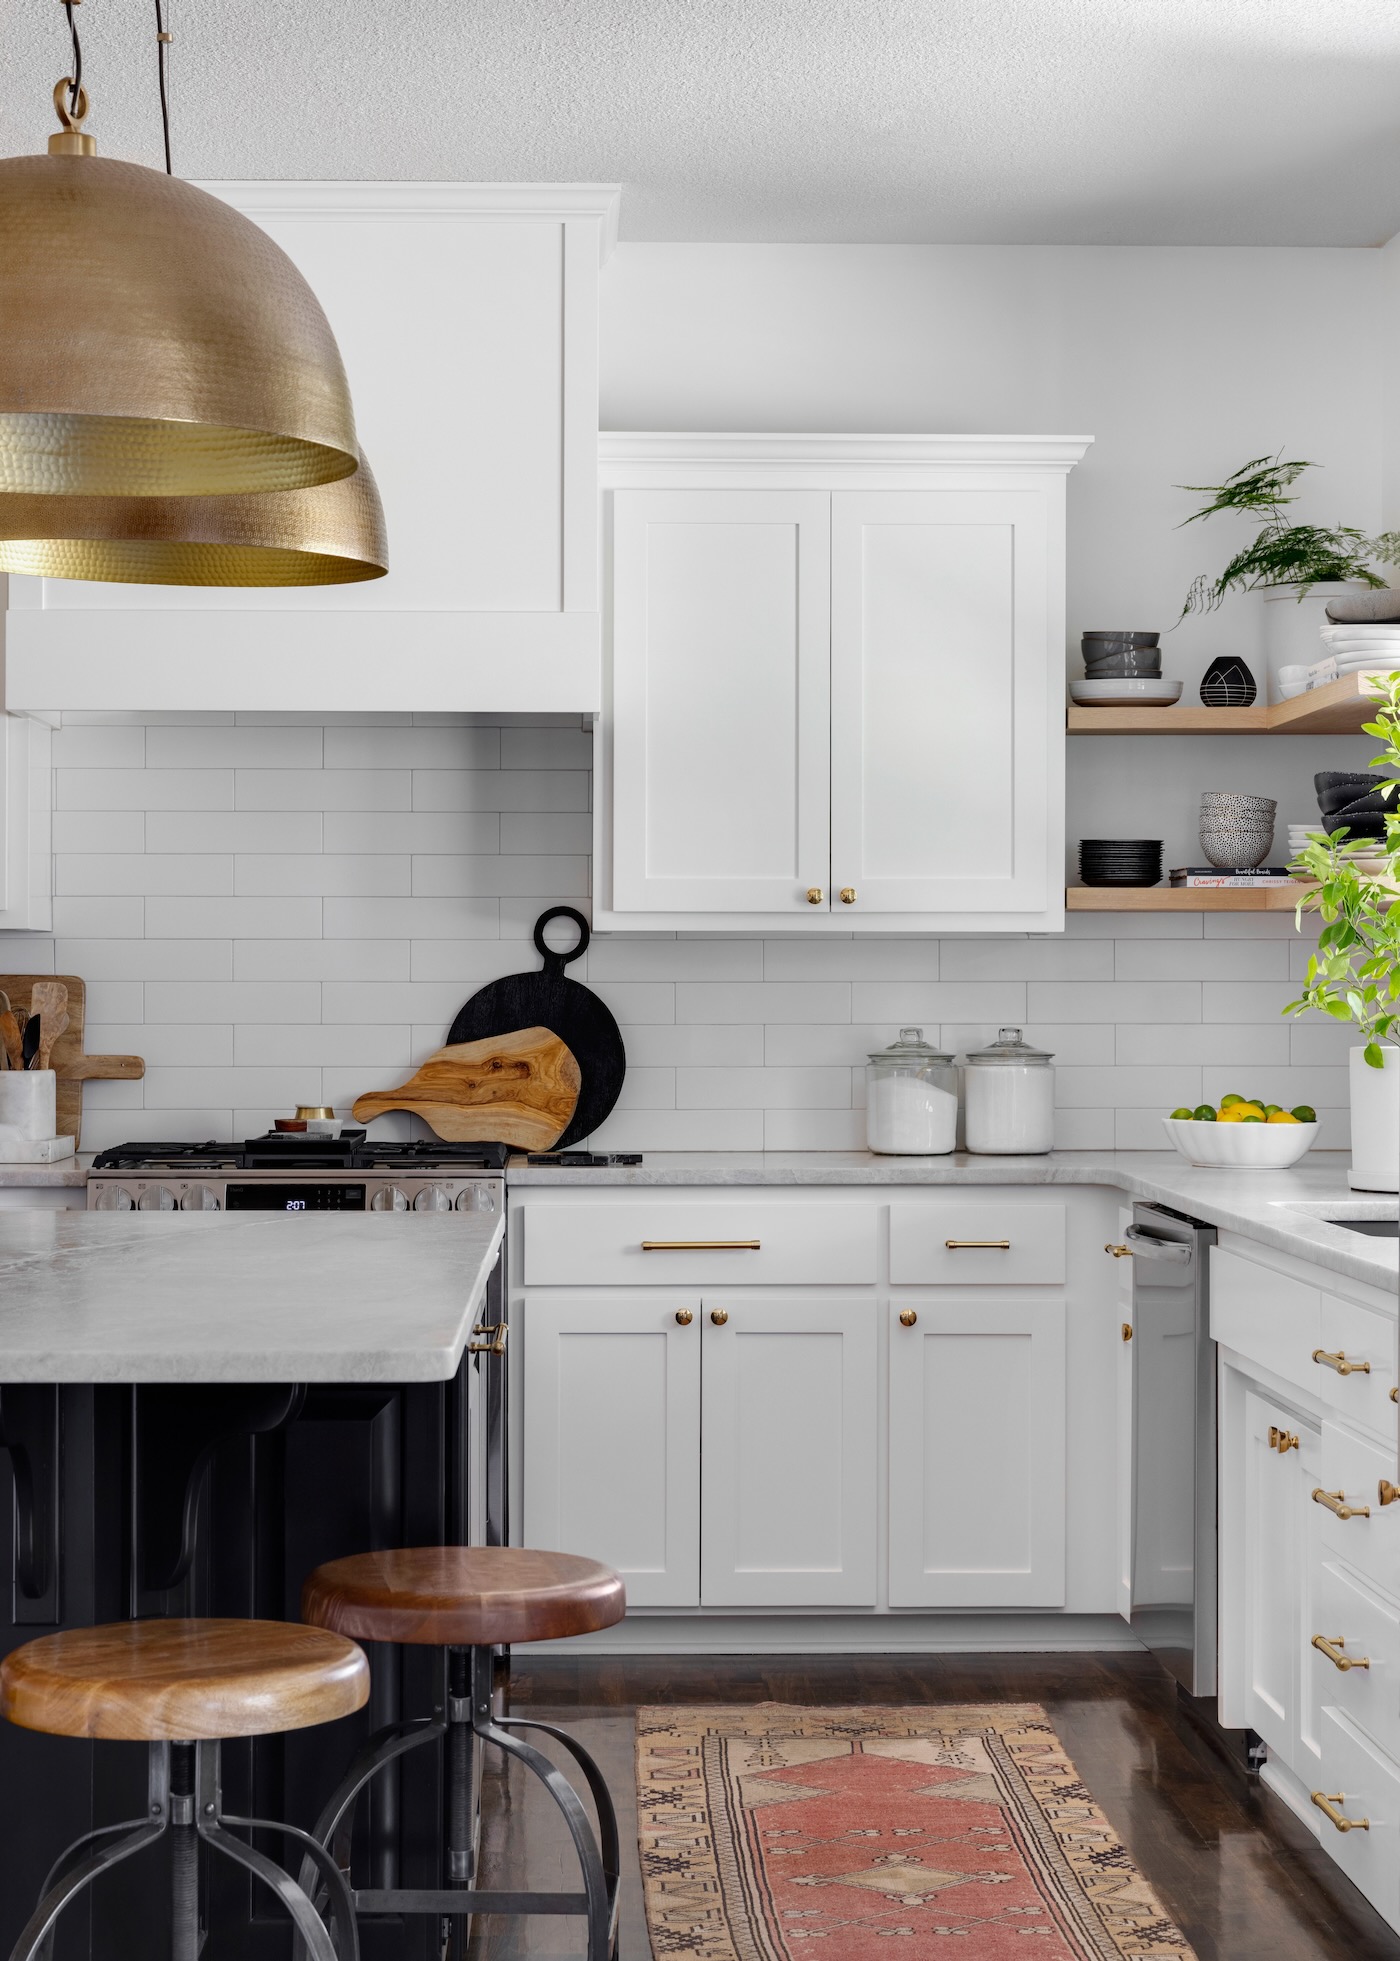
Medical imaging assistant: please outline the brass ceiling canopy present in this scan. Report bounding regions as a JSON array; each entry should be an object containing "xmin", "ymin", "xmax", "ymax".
[
  {"xmin": 0, "ymin": 82, "xmax": 360, "ymax": 498},
  {"xmin": 0, "ymin": 455, "xmax": 389, "ymax": 587}
]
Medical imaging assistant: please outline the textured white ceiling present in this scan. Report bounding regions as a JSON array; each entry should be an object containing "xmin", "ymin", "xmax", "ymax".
[{"xmin": 5, "ymin": 0, "xmax": 1400, "ymax": 244}]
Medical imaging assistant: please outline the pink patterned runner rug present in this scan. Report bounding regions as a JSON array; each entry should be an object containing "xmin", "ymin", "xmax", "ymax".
[{"xmin": 636, "ymin": 1703, "xmax": 1197, "ymax": 1959}]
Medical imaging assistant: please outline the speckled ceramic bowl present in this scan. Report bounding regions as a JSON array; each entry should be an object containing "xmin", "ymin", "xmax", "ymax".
[{"xmin": 1199, "ymin": 826, "xmax": 1274, "ymax": 869}]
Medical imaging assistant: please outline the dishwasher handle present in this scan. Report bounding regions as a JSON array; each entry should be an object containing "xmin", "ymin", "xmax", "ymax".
[{"xmin": 1124, "ymin": 1225, "xmax": 1193, "ymax": 1263}]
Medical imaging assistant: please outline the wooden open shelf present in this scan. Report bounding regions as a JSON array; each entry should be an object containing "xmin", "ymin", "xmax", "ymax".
[
  {"xmin": 1066, "ymin": 669, "xmax": 1390, "ymax": 736},
  {"xmin": 1067, "ymin": 884, "xmax": 1311, "ymax": 912}
]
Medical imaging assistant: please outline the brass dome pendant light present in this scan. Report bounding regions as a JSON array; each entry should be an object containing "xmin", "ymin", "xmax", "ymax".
[{"xmin": 0, "ymin": 1, "xmax": 361, "ymax": 498}]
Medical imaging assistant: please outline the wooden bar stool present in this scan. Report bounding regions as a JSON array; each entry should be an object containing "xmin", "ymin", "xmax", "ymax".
[
  {"xmin": 299, "ymin": 1546, "xmax": 626, "ymax": 1960},
  {"xmin": 0, "ymin": 1618, "xmax": 369, "ymax": 1961}
]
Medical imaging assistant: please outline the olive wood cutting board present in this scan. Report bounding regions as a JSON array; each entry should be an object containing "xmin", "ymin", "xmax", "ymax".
[
  {"xmin": 0, "ymin": 974, "xmax": 145, "ymax": 1148},
  {"xmin": 351, "ymin": 1026, "xmax": 581, "ymax": 1149}
]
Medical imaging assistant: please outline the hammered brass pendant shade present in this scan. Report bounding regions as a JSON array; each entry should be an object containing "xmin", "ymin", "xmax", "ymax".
[
  {"xmin": 0, "ymin": 455, "xmax": 388, "ymax": 587},
  {"xmin": 0, "ymin": 153, "xmax": 359, "ymax": 498}
]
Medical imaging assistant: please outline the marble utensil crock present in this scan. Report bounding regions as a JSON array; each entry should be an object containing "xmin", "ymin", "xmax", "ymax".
[{"xmin": 0, "ymin": 1071, "xmax": 75, "ymax": 1164}]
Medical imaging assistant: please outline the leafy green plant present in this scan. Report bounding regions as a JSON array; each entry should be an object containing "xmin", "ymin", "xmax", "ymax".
[
  {"xmin": 1178, "ymin": 454, "xmax": 1400, "ymax": 619},
  {"xmin": 1285, "ymin": 671, "xmax": 1400, "ymax": 1066}
]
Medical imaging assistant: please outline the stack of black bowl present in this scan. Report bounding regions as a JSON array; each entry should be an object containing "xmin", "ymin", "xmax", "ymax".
[
  {"xmin": 1079, "ymin": 839, "xmax": 1164, "ymax": 886},
  {"xmin": 1082, "ymin": 630, "xmax": 1161, "ymax": 678},
  {"xmin": 1315, "ymin": 771, "xmax": 1395, "ymax": 839}
]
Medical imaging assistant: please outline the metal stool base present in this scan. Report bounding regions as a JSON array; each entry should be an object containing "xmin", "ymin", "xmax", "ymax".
[
  {"xmin": 10, "ymin": 1739, "xmax": 357, "ymax": 1961},
  {"xmin": 300, "ymin": 1644, "xmax": 620, "ymax": 1961}
]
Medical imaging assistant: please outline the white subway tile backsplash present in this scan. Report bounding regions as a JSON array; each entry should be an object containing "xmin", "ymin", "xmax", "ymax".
[{"xmin": 15, "ymin": 714, "xmax": 1347, "ymax": 1154}]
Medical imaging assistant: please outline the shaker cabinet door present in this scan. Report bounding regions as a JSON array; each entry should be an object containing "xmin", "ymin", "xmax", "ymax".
[
  {"xmin": 699, "ymin": 1294, "xmax": 877, "ymax": 1607},
  {"xmin": 609, "ymin": 490, "xmax": 832, "ymax": 912},
  {"xmin": 521, "ymin": 1293, "xmax": 700, "ymax": 1608},
  {"xmin": 888, "ymin": 1297, "xmax": 1067, "ymax": 1607},
  {"xmin": 829, "ymin": 490, "xmax": 1056, "ymax": 916}
]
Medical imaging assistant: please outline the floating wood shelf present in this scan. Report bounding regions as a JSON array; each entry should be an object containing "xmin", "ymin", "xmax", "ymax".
[
  {"xmin": 1066, "ymin": 670, "xmax": 1391, "ymax": 736},
  {"xmin": 1067, "ymin": 885, "xmax": 1312, "ymax": 912}
]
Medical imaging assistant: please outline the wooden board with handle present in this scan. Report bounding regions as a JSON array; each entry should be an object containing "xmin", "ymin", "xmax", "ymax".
[
  {"xmin": 351, "ymin": 1026, "xmax": 581, "ymax": 1149},
  {"xmin": 0, "ymin": 975, "xmax": 145, "ymax": 1148}
]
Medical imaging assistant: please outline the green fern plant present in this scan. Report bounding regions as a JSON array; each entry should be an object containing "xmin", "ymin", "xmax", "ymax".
[
  {"xmin": 1285, "ymin": 671, "xmax": 1400, "ymax": 1066},
  {"xmin": 1179, "ymin": 454, "xmax": 1400, "ymax": 619}
]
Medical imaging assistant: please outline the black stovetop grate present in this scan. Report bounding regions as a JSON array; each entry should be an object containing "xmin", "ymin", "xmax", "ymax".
[{"xmin": 91, "ymin": 1135, "xmax": 511, "ymax": 1173}]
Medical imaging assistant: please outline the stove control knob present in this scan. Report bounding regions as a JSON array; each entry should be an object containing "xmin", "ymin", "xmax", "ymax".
[
  {"xmin": 370, "ymin": 1185, "xmax": 409, "ymax": 1212},
  {"xmin": 138, "ymin": 1186, "xmax": 177, "ymax": 1212},
  {"xmin": 180, "ymin": 1185, "xmax": 221, "ymax": 1212},
  {"xmin": 92, "ymin": 1184, "xmax": 134, "ymax": 1211},
  {"xmin": 456, "ymin": 1184, "xmax": 498, "ymax": 1213},
  {"xmin": 413, "ymin": 1184, "xmax": 453, "ymax": 1212}
]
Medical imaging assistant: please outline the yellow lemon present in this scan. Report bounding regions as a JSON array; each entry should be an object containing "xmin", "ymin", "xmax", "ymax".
[
  {"xmin": 1266, "ymin": 1110, "xmax": 1300, "ymax": 1124},
  {"xmin": 1218, "ymin": 1102, "xmax": 1265, "ymax": 1123}
]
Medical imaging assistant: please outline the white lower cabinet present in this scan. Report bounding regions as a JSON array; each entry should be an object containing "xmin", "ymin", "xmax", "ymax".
[
  {"xmin": 1313, "ymin": 1711, "xmax": 1400, "ymax": 1930},
  {"xmin": 888, "ymin": 1298, "xmax": 1066, "ymax": 1608},
  {"xmin": 700, "ymin": 1295, "xmax": 876, "ymax": 1608}
]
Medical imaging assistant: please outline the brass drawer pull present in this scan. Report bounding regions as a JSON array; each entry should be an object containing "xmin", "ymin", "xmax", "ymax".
[
  {"xmin": 945, "ymin": 1239, "xmax": 1011, "ymax": 1251},
  {"xmin": 1311, "ymin": 1791, "xmax": 1369, "ymax": 1833},
  {"xmin": 1313, "ymin": 1486, "xmax": 1371, "ymax": 1521},
  {"xmin": 710, "ymin": 1309, "xmax": 729, "ymax": 1326},
  {"xmin": 466, "ymin": 1322, "xmax": 508, "ymax": 1357},
  {"xmin": 641, "ymin": 1240, "xmax": 761, "ymax": 1251},
  {"xmin": 1268, "ymin": 1426, "xmax": 1299, "ymax": 1453},
  {"xmin": 1105, "ymin": 1243, "xmax": 1133, "ymax": 1258},
  {"xmin": 1313, "ymin": 1348, "xmax": 1370, "ymax": 1376},
  {"xmin": 674, "ymin": 1309, "xmax": 693, "ymax": 1326},
  {"xmin": 1312, "ymin": 1635, "xmax": 1370, "ymax": 1672},
  {"xmin": 899, "ymin": 1309, "xmax": 918, "ymax": 1328}
]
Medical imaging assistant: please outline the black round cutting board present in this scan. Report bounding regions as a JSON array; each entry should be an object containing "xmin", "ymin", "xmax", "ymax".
[{"xmin": 446, "ymin": 908, "xmax": 625, "ymax": 1151}]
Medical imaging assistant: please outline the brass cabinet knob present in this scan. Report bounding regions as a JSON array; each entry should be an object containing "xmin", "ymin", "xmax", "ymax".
[
  {"xmin": 1121, "ymin": 1323, "xmax": 1133, "ymax": 1343},
  {"xmin": 1268, "ymin": 1425, "xmax": 1299, "ymax": 1453},
  {"xmin": 1380, "ymin": 1480, "xmax": 1400, "ymax": 1507},
  {"xmin": 1105, "ymin": 1243, "xmax": 1133, "ymax": 1258},
  {"xmin": 839, "ymin": 887, "xmax": 856, "ymax": 905},
  {"xmin": 674, "ymin": 1309, "xmax": 693, "ymax": 1326},
  {"xmin": 899, "ymin": 1309, "xmax": 918, "ymax": 1328},
  {"xmin": 806, "ymin": 887, "xmax": 824, "ymax": 905},
  {"xmin": 710, "ymin": 1308, "xmax": 729, "ymax": 1326}
]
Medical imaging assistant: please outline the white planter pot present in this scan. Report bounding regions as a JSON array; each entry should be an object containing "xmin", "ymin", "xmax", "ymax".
[
  {"xmin": 1262, "ymin": 584, "xmax": 1365, "ymax": 704},
  {"xmin": 1349, "ymin": 1045, "xmax": 1400, "ymax": 1193}
]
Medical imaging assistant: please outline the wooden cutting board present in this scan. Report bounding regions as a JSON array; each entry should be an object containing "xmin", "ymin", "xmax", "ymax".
[
  {"xmin": 351, "ymin": 1026, "xmax": 581, "ymax": 1149},
  {"xmin": 0, "ymin": 974, "xmax": 145, "ymax": 1149}
]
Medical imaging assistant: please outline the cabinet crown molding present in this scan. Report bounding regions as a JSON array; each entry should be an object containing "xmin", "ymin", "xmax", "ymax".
[
  {"xmin": 600, "ymin": 432, "xmax": 1094, "ymax": 473},
  {"xmin": 200, "ymin": 181, "xmax": 623, "ymax": 261}
]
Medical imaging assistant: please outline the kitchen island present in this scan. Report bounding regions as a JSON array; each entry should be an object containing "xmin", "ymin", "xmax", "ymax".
[{"xmin": 0, "ymin": 1209, "xmax": 505, "ymax": 1961}]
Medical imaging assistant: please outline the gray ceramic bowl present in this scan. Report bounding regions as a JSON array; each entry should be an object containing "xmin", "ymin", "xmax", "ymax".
[
  {"xmin": 1199, "ymin": 826, "xmax": 1273, "ymax": 869},
  {"xmin": 1083, "ymin": 650, "xmax": 1163, "ymax": 678},
  {"xmin": 1082, "ymin": 631, "xmax": 1160, "ymax": 648},
  {"xmin": 1201, "ymin": 792, "xmax": 1276, "ymax": 817}
]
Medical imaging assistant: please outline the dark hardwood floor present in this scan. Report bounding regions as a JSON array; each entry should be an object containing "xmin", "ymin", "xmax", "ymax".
[{"xmin": 467, "ymin": 1650, "xmax": 1400, "ymax": 1961}]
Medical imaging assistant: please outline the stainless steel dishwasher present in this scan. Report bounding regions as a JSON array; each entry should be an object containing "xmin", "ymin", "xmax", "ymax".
[{"xmin": 1127, "ymin": 1203, "xmax": 1218, "ymax": 1697}]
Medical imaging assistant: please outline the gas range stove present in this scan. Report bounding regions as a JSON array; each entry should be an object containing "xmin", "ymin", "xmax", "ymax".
[{"xmin": 87, "ymin": 1134, "xmax": 507, "ymax": 1214}]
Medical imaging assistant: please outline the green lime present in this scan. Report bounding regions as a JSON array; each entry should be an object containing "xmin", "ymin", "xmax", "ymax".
[
  {"xmin": 1241, "ymin": 1114, "xmax": 1263, "ymax": 1123},
  {"xmin": 1292, "ymin": 1105, "xmax": 1317, "ymax": 1123},
  {"xmin": 1219, "ymin": 1093, "xmax": 1244, "ymax": 1107},
  {"xmin": 1169, "ymin": 1107, "xmax": 1195, "ymax": 1121},
  {"xmin": 1264, "ymin": 1105, "xmax": 1282, "ymax": 1117},
  {"xmin": 1192, "ymin": 1104, "xmax": 1217, "ymax": 1122}
]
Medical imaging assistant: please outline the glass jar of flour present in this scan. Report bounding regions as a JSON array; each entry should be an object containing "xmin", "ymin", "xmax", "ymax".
[
  {"xmin": 865, "ymin": 1028, "xmax": 959, "ymax": 1155},
  {"xmin": 962, "ymin": 1027, "xmax": 1056, "ymax": 1154}
]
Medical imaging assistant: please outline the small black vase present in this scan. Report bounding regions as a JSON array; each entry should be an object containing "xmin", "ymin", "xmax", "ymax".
[{"xmin": 1200, "ymin": 656, "xmax": 1257, "ymax": 708}]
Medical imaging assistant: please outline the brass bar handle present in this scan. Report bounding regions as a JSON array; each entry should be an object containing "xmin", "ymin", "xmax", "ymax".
[
  {"xmin": 710, "ymin": 1309, "xmax": 729, "ymax": 1326},
  {"xmin": 641, "ymin": 1240, "xmax": 761, "ymax": 1251},
  {"xmin": 1105, "ymin": 1243, "xmax": 1133, "ymax": 1258},
  {"xmin": 899, "ymin": 1309, "xmax": 918, "ymax": 1328},
  {"xmin": 1268, "ymin": 1425, "xmax": 1299, "ymax": 1453},
  {"xmin": 1313, "ymin": 1486, "xmax": 1371, "ymax": 1521},
  {"xmin": 1313, "ymin": 1348, "xmax": 1371, "ymax": 1376},
  {"xmin": 945, "ymin": 1239, "xmax": 1011, "ymax": 1250},
  {"xmin": 466, "ymin": 1322, "xmax": 508, "ymax": 1357},
  {"xmin": 1312, "ymin": 1634, "xmax": 1370, "ymax": 1672},
  {"xmin": 674, "ymin": 1309, "xmax": 693, "ymax": 1326},
  {"xmin": 1311, "ymin": 1791, "xmax": 1370, "ymax": 1833}
]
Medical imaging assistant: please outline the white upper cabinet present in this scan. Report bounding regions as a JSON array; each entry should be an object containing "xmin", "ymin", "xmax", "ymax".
[
  {"xmin": 0, "ymin": 714, "xmax": 53, "ymax": 934},
  {"xmin": 595, "ymin": 434, "xmax": 1089, "ymax": 933},
  {"xmin": 3, "ymin": 184, "xmax": 619, "ymax": 715}
]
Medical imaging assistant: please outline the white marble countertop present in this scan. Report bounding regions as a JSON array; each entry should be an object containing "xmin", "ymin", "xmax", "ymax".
[
  {"xmin": 0, "ymin": 1210, "xmax": 504, "ymax": 1383},
  {"xmin": 0, "ymin": 1163, "xmax": 89, "ymax": 1186},
  {"xmin": 509, "ymin": 1150, "xmax": 1399, "ymax": 1293}
]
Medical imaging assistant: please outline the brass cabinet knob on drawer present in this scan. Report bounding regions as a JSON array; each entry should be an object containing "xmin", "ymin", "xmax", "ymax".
[
  {"xmin": 1311, "ymin": 1791, "xmax": 1370, "ymax": 1833},
  {"xmin": 899, "ymin": 1309, "xmax": 918, "ymax": 1328},
  {"xmin": 1121, "ymin": 1323, "xmax": 1133, "ymax": 1343},
  {"xmin": 1313, "ymin": 1348, "xmax": 1371, "ymax": 1376},
  {"xmin": 1105, "ymin": 1243, "xmax": 1133, "ymax": 1258},
  {"xmin": 1268, "ymin": 1425, "xmax": 1299, "ymax": 1453},
  {"xmin": 1312, "ymin": 1634, "xmax": 1370, "ymax": 1672},
  {"xmin": 674, "ymin": 1309, "xmax": 694, "ymax": 1326},
  {"xmin": 710, "ymin": 1308, "xmax": 729, "ymax": 1326},
  {"xmin": 839, "ymin": 887, "xmax": 856, "ymax": 905},
  {"xmin": 806, "ymin": 887, "xmax": 824, "ymax": 905}
]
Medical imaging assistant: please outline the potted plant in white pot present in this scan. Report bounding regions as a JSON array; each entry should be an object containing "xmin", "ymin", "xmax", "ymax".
[
  {"xmin": 1179, "ymin": 455, "xmax": 1400, "ymax": 698},
  {"xmin": 1286, "ymin": 671, "xmax": 1400, "ymax": 1192}
]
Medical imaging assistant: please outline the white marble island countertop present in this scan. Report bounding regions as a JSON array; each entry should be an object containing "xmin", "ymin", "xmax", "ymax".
[
  {"xmin": 509, "ymin": 1150, "xmax": 1398, "ymax": 1293},
  {"xmin": 0, "ymin": 1210, "xmax": 504, "ymax": 1383}
]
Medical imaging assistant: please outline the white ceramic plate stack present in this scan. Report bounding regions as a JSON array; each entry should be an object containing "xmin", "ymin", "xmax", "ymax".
[
  {"xmin": 1069, "ymin": 678, "xmax": 1183, "ymax": 706},
  {"xmin": 1319, "ymin": 623, "xmax": 1400, "ymax": 673},
  {"xmin": 1287, "ymin": 824, "xmax": 1395, "ymax": 884}
]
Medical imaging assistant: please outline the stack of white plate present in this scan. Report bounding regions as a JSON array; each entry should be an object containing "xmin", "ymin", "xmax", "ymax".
[
  {"xmin": 1318, "ymin": 624, "xmax": 1400, "ymax": 672},
  {"xmin": 1287, "ymin": 824, "xmax": 1393, "ymax": 881},
  {"xmin": 1068, "ymin": 678, "xmax": 1183, "ymax": 706}
]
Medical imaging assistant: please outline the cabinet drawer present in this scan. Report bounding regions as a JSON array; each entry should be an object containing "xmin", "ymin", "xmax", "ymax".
[
  {"xmin": 522, "ymin": 1200, "xmax": 877, "ymax": 1286},
  {"xmin": 1315, "ymin": 1423, "xmax": 1400, "ymax": 1599},
  {"xmin": 1211, "ymin": 1247, "xmax": 1320, "ymax": 1395},
  {"xmin": 1315, "ymin": 1559, "xmax": 1400, "ymax": 1766},
  {"xmin": 889, "ymin": 1202, "xmax": 1065, "ymax": 1286},
  {"xmin": 1313, "ymin": 1292, "xmax": 1398, "ymax": 1438},
  {"xmin": 1312, "ymin": 1709, "xmax": 1400, "ymax": 1929}
]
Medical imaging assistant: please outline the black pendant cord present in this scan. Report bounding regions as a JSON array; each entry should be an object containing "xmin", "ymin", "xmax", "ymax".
[
  {"xmin": 62, "ymin": 0, "xmax": 82, "ymax": 117},
  {"xmin": 154, "ymin": 0, "xmax": 173, "ymax": 173}
]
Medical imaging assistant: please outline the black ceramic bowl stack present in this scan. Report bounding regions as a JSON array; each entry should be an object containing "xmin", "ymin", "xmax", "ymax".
[
  {"xmin": 1082, "ymin": 630, "xmax": 1161, "ymax": 678},
  {"xmin": 1079, "ymin": 839, "xmax": 1164, "ymax": 886},
  {"xmin": 1315, "ymin": 771, "xmax": 1394, "ymax": 840}
]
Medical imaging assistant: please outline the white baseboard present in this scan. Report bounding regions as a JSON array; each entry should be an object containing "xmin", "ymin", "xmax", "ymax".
[{"xmin": 526, "ymin": 1612, "xmax": 1145, "ymax": 1657}]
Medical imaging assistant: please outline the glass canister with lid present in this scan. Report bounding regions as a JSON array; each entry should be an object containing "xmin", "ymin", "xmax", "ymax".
[
  {"xmin": 865, "ymin": 1027, "xmax": 959, "ymax": 1155},
  {"xmin": 963, "ymin": 1027, "xmax": 1055, "ymax": 1154}
]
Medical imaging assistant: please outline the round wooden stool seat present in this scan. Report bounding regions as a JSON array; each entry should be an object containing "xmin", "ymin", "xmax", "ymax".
[
  {"xmin": 0, "ymin": 1618, "xmax": 369, "ymax": 1743},
  {"xmin": 302, "ymin": 1546, "xmax": 626, "ymax": 1647}
]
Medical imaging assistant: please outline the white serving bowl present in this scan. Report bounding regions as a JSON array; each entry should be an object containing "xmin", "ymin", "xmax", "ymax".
[
  {"xmin": 1162, "ymin": 1116, "xmax": 1318, "ymax": 1169},
  {"xmin": 1069, "ymin": 679, "xmax": 1183, "ymax": 705}
]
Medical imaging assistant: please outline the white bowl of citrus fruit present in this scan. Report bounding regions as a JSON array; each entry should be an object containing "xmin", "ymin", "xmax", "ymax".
[{"xmin": 1162, "ymin": 1095, "xmax": 1319, "ymax": 1168}]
